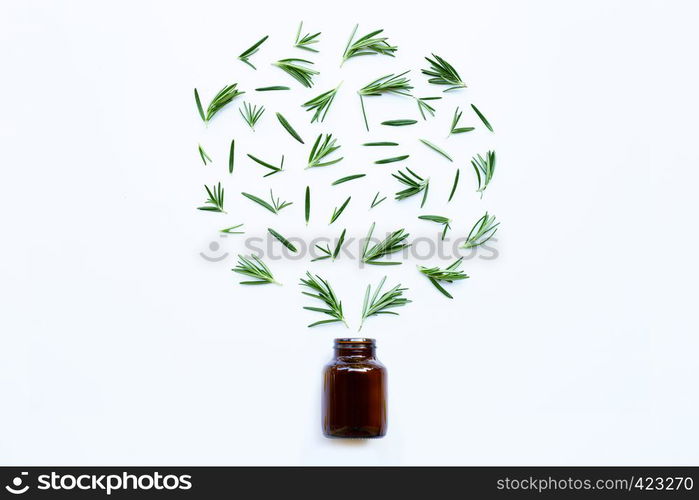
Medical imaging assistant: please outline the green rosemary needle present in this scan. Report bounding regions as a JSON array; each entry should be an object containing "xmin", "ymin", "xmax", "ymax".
[
  {"xmin": 238, "ymin": 35, "xmax": 269, "ymax": 70},
  {"xmin": 370, "ymin": 192, "xmax": 387, "ymax": 208},
  {"xmin": 361, "ymin": 222, "xmax": 410, "ymax": 266},
  {"xmin": 418, "ymin": 258, "xmax": 469, "ymax": 299},
  {"xmin": 233, "ymin": 255, "xmax": 279, "ymax": 285},
  {"xmin": 471, "ymin": 104, "xmax": 493, "ymax": 132},
  {"xmin": 363, "ymin": 142, "xmax": 398, "ymax": 147},
  {"xmin": 307, "ymin": 134, "xmax": 343, "ymax": 168},
  {"xmin": 275, "ymin": 112, "xmax": 304, "ymax": 144},
  {"xmin": 448, "ymin": 168, "xmax": 460, "ymax": 202},
  {"xmin": 375, "ymin": 155, "xmax": 409, "ymax": 164},
  {"xmin": 332, "ymin": 174, "xmax": 366, "ymax": 185},
  {"xmin": 255, "ymin": 86, "xmax": 290, "ymax": 91},
  {"xmin": 273, "ymin": 58, "xmax": 319, "ymax": 88},
  {"xmin": 305, "ymin": 186, "xmax": 310, "ymax": 225},
  {"xmin": 228, "ymin": 139, "xmax": 235, "ymax": 174},
  {"xmin": 462, "ymin": 212, "xmax": 499, "ymax": 249},
  {"xmin": 239, "ymin": 102, "xmax": 265, "ymax": 130},
  {"xmin": 342, "ymin": 24, "xmax": 397, "ymax": 64},
  {"xmin": 299, "ymin": 272, "xmax": 347, "ymax": 327},
  {"xmin": 195, "ymin": 84, "xmax": 244, "ymax": 123},
  {"xmin": 419, "ymin": 139, "xmax": 453, "ymax": 162},
  {"xmin": 422, "ymin": 53, "xmax": 467, "ymax": 91},
  {"xmin": 449, "ymin": 106, "xmax": 475, "ymax": 135},
  {"xmin": 381, "ymin": 119, "xmax": 417, "ymax": 126},
  {"xmin": 359, "ymin": 276, "xmax": 411, "ymax": 330},
  {"xmin": 392, "ymin": 167, "xmax": 430, "ymax": 207},
  {"xmin": 241, "ymin": 190, "xmax": 293, "ymax": 214},
  {"xmin": 302, "ymin": 84, "xmax": 341, "ymax": 123},
  {"xmin": 197, "ymin": 183, "xmax": 225, "ymax": 213},
  {"xmin": 198, "ymin": 143, "xmax": 212, "ymax": 165},
  {"xmin": 418, "ymin": 215, "xmax": 452, "ymax": 240},
  {"xmin": 295, "ymin": 21, "xmax": 320, "ymax": 52},
  {"xmin": 416, "ymin": 96, "xmax": 441, "ymax": 120},
  {"xmin": 247, "ymin": 153, "xmax": 285, "ymax": 177},
  {"xmin": 268, "ymin": 228, "xmax": 298, "ymax": 253},
  {"xmin": 312, "ymin": 229, "xmax": 346, "ymax": 262},
  {"xmin": 358, "ymin": 71, "xmax": 413, "ymax": 131},
  {"xmin": 329, "ymin": 196, "xmax": 351, "ymax": 224},
  {"xmin": 472, "ymin": 150, "xmax": 496, "ymax": 196},
  {"xmin": 220, "ymin": 224, "xmax": 244, "ymax": 234}
]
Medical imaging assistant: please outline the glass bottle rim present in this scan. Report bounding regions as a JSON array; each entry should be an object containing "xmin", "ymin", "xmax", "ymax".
[{"xmin": 334, "ymin": 338, "xmax": 376, "ymax": 348}]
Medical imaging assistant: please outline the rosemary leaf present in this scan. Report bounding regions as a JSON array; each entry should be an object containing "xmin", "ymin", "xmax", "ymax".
[
  {"xmin": 342, "ymin": 24, "xmax": 397, "ymax": 64},
  {"xmin": 255, "ymin": 86, "xmax": 290, "ymax": 91},
  {"xmin": 370, "ymin": 192, "xmax": 387, "ymax": 209},
  {"xmin": 471, "ymin": 104, "xmax": 494, "ymax": 132},
  {"xmin": 472, "ymin": 150, "xmax": 496, "ymax": 196},
  {"xmin": 382, "ymin": 119, "xmax": 417, "ymax": 126},
  {"xmin": 194, "ymin": 84, "xmax": 245, "ymax": 123},
  {"xmin": 295, "ymin": 21, "xmax": 321, "ymax": 52},
  {"xmin": 307, "ymin": 134, "xmax": 343, "ymax": 168},
  {"xmin": 418, "ymin": 214, "xmax": 451, "ymax": 240},
  {"xmin": 242, "ymin": 190, "xmax": 292, "ymax": 214},
  {"xmin": 305, "ymin": 186, "xmax": 310, "ymax": 225},
  {"xmin": 239, "ymin": 101, "xmax": 265, "ymax": 130},
  {"xmin": 198, "ymin": 143, "xmax": 212, "ymax": 165},
  {"xmin": 238, "ymin": 35, "xmax": 269, "ymax": 70},
  {"xmin": 375, "ymin": 155, "xmax": 409, "ymax": 164},
  {"xmin": 422, "ymin": 53, "xmax": 466, "ymax": 91},
  {"xmin": 363, "ymin": 142, "xmax": 398, "ymax": 147},
  {"xmin": 329, "ymin": 196, "xmax": 351, "ymax": 224},
  {"xmin": 361, "ymin": 222, "xmax": 410, "ymax": 266},
  {"xmin": 233, "ymin": 254, "xmax": 279, "ymax": 285},
  {"xmin": 462, "ymin": 212, "xmax": 499, "ymax": 249},
  {"xmin": 197, "ymin": 183, "xmax": 225, "ymax": 213},
  {"xmin": 273, "ymin": 58, "xmax": 319, "ymax": 88},
  {"xmin": 358, "ymin": 71, "xmax": 413, "ymax": 131},
  {"xmin": 448, "ymin": 168, "xmax": 460, "ymax": 202},
  {"xmin": 228, "ymin": 139, "xmax": 235, "ymax": 174},
  {"xmin": 299, "ymin": 272, "xmax": 347, "ymax": 327},
  {"xmin": 268, "ymin": 228, "xmax": 298, "ymax": 252},
  {"xmin": 247, "ymin": 153, "xmax": 285, "ymax": 177},
  {"xmin": 419, "ymin": 138, "xmax": 453, "ymax": 162},
  {"xmin": 302, "ymin": 84, "xmax": 341, "ymax": 123},
  {"xmin": 360, "ymin": 276, "xmax": 411, "ymax": 330},
  {"xmin": 449, "ymin": 106, "xmax": 475, "ymax": 135},
  {"xmin": 333, "ymin": 229, "xmax": 346, "ymax": 259},
  {"xmin": 220, "ymin": 224, "xmax": 244, "ymax": 234},
  {"xmin": 418, "ymin": 257, "xmax": 469, "ymax": 298},
  {"xmin": 392, "ymin": 167, "xmax": 430, "ymax": 207},
  {"xmin": 276, "ymin": 112, "xmax": 304, "ymax": 144},
  {"xmin": 332, "ymin": 174, "xmax": 366, "ymax": 185},
  {"xmin": 416, "ymin": 96, "xmax": 442, "ymax": 120}
]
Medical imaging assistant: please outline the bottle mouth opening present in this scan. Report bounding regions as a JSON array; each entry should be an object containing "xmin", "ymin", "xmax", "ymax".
[{"xmin": 334, "ymin": 338, "xmax": 375, "ymax": 348}]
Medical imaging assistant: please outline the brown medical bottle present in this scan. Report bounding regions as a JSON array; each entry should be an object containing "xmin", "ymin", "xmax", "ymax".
[{"xmin": 322, "ymin": 338, "xmax": 387, "ymax": 438}]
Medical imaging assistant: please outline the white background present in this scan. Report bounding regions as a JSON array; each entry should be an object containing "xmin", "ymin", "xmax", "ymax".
[{"xmin": 1, "ymin": 0, "xmax": 697, "ymax": 465}]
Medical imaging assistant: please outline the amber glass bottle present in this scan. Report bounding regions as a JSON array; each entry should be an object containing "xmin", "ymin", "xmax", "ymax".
[{"xmin": 322, "ymin": 338, "xmax": 387, "ymax": 438}]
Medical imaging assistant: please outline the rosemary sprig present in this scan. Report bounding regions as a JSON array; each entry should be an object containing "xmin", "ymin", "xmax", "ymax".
[
  {"xmin": 268, "ymin": 228, "xmax": 298, "ymax": 252},
  {"xmin": 255, "ymin": 86, "xmax": 290, "ymax": 91},
  {"xmin": 342, "ymin": 24, "xmax": 397, "ymax": 64},
  {"xmin": 416, "ymin": 96, "xmax": 441, "ymax": 120},
  {"xmin": 418, "ymin": 214, "xmax": 451, "ymax": 240},
  {"xmin": 198, "ymin": 143, "xmax": 212, "ymax": 165},
  {"xmin": 247, "ymin": 153, "xmax": 285, "ymax": 177},
  {"xmin": 299, "ymin": 272, "xmax": 347, "ymax": 327},
  {"xmin": 375, "ymin": 155, "xmax": 409, "ymax": 164},
  {"xmin": 233, "ymin": 255, "xmax": 279, "ymax": 285},
  {"xmin": 471, "ymin": 104, "xmax": 493, "ymax": 132},
  {"xmin": 238, "ymin": 35, "xmax": 269, "ymax": 70},
  {"xmin": 295, "ymin": 21, "xmax": 320, "ymax": 52},
  {"xmin": 418, "ymin": 258, "xmax": 469, "ymax": 299},
  {"xmin": 302, "ymin": 84, "xmax": 341, "ymax": 123},
  {"xmin": 462, "ymin": 212, "xmax": 499, "ymax": 249},
  {"xmin": 361, "ymin": 222, "xmax": 410, "ymax": 266},
  {"xmin": 275, "ymin": 112, "xmax": 304, "ymax": 144},
  {"xmin": 370, "ymin": 192, "xmax": 387, "ymax": 208},
  {"xmin": 359, "ymin": 276, "xmax": 410, "ymax": 330},
  {"xmin": 472, "ymin": 150, "xmax": 496, "ymax": 196},
  {"xmin": 392, "ymin": 167, "xmax": 430, "ymax": 208},
  {"xmin": 449, "ymin": 106, "xmax": 475, "ymax": 135},
  {"xmin": 239, "ymin": 102, "xmax": 265, "ymax": 130},
  {"xmin": 358, "ymin": 71, "xmax": 413, "ymax": 131},
  {"xmin": 332, "ymin": 174, "xmax": 366, "ymax": 185},
  {"xmin": 363, "ymin": 142, "xmax": 398, "ymax": 146},
  {"xmin": 273, "ymin": 58, "xmax": 319, "ymax": 88},
  {"xmin": 195, "ymin": 85, "xmax": 244, "ymax": 123},
  {"xmin": 419, "ymin": 138, "xmax": 453, "ymax": 162},
  {"xmin": 197, "ymin": 183, "xmax": 225, "ymax": 213},
  {"xmin": 228, "ymin": 139, "xmax": 235, "ymax": 174},
  {"xmin": 448, "ymin": 168, "xmax": 460, "ymax": 202},
  {"xmin": 241, "ymin": 190, "xmax": 293, "ymax": 214},
  {"xmin": 329, "ymin": 196, "xmax": 351, "ymax": 224},
  {"xmin": 307, "ymin": 134, "xmax": 343, "ymax": 168},
  {"xmin": 422, "ymin": 53, "xmax": 466, "ymax": 91},
  {"xmin": 220, "ymin": 224, "xmax": 244, "ymax": 234},
  {"xmin": 382, "ymin": 119, "xmax": 417, "ymax": 126},
  {"xmin": 312, "ymin": 229, "xmax": 346, "ymax": 262},
  {"xmin": 305, "ymin": 186, "xmax": 310, "ymax": 225}
]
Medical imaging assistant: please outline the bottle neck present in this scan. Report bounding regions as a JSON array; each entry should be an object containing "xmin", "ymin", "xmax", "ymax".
[{"xmin": 333, "ymin": 338, "xmax": 376, "ymax": 360}]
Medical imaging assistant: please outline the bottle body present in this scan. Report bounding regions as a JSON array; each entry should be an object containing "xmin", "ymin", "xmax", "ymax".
[{"xmin": 322, "ymin": 338, "xmax": 387, "ymax": 438}]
